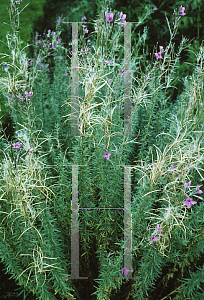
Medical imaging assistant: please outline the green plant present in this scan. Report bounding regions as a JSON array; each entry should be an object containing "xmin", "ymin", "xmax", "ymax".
[{"xmin": 0, "ymin": 0, "xmax": 204, "ymax": 299}]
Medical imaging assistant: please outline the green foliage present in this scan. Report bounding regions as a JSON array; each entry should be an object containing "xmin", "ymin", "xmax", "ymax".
[{"xmin": 0, "ymin": 0, "xmax": 204, "ymax": 299}]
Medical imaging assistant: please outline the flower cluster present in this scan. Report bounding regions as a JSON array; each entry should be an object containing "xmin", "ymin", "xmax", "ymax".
[
  {"xmin": 105, "ymin": 11, "xmax": 127, "ymax": 27},
  {"xmin": 155, "ymin": 45, "xmax": 164, "ymax": 59},
  {"xmin": 13, "ymin": 141, "xmax": 33, "ymax": 153},
  {"xmin": 81, "ymin": 16, "xmax": 88, "ymax": 34},
  {"xmin": 182, "ymin": 180, "xmax": 203, "ymax": 208},
  {"xmin": 151, "ymin": 224, "xmax": 164, "ymax": 244}
]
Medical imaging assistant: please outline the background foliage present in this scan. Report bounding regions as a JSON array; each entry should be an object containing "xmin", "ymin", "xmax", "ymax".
[{"xmin": 0, "ymin": 0, "xmax": 204, "ymax": 299}]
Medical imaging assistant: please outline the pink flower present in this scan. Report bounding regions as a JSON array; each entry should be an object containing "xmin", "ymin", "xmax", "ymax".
[
  {"xmin": 85, "ymin": 29, "xmax": 88, "ymax": 34},
  {"xmin": 57, "ymin": 18, "xmax": 61, "ymax": 24},
  {"xmin": 103, "ymin": 152, "xmax": 111, "ymax": 160},
  {"xmin": 28, "ymin": 92, "xmax": 33, "ymax": 98},
  {"xmin": 184, "ymin": 180, "xmax": 191, "ymax": 189},
  {"xmin": 13, "ymin": 142, "xmax": 22, "ymax": 149},
  {"xmin": 19, "ymin": 0, "xmax": 22, "ymax": 2},
  {"xmin": 155, "ymin": 52, "xmax": 162, "ymax": 59},
  {"xmin": 182, "ymin": 197, "xmax": 197, "ymax": 208},
  {"xmin": 151, "ymin": 236, "xmax": 159, "ymax": 244},
  {"xmin": 159, "ymin": 46, "xmax": 164, "ymax": 52},
  {"xmin": 180, "ymin": 5, "xmax": 186, "ymax": 16},
  {"xmin": 106, "ymin": 13, "xmax": 114, "ymax": 22},
  {"xmin": 82, "ymin": 25, "xmax": 86, "ymax": 28},
  {"xmin": 28, "ymin": 148, "xmax": 34, "ymax": 152},
  {"xmin": 155, "ymin": 225, "xmax": 164, "ymax": 236},
  {"xmin": 106, "ymin": 61, "xmax": 110, "ymax": 66},
  {"xmin": 120, "ymin": 12, "xmax": 126, "ymax": 23}
]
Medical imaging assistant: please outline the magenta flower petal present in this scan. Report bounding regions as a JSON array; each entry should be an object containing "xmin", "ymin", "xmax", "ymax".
[
  {"xmin": 106, "ymin": 13, "xmax": 114, "ymax": 22},
  {"xmin": 13, "ymin": 142, "xmax": 22, "ymax": 149},
  {"xmin": 182, "ymin": 197, "xmax": 197, "ymax": 208},
  {"xmin": 151, "ymin": 236, "xmax": 159, "ymax": 244},
  {"xmin": 155, "ymin": 52, "xmax": 162, "ymax": 59},
  {"xmin": 103, "ymin": 152, "xmax": 111, "ymax": 160}
]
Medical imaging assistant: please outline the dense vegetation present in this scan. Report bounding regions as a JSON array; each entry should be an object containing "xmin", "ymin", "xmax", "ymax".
[{"xmin": 0, "ymin": 0, "xmax": 204, "ymax": 299}]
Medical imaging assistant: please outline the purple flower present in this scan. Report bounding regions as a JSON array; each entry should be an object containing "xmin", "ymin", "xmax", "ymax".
[
  {"xmin": 155, "ymin": 225, "xmax": 164, "ymax": 236},
  {"xmin": 155, "ymin": 52, "xmax": 162, "ymax": 59},
  {"xmin": 103, "ymin": 152, "xmax": 111, "ymax": 160},
  {"xmin": 182, "ymin": 197, "xmax": 197, "ymax": 208},
  {"xmin": 197, "ymin": 189, "xmax": 203, "ymax": 195},
  {"xmin": 106, "ymin": 61, "xmax": 110, "ymax": 66},
  {"xmin": 19, "ymin": 0, "xmax": 22, "ymax": 3},
  {"xmin": 82, "ymin": 25, "xmax": 86, "ymax": 28},
  {"xmin": 180, "ymin": 5, "xmax": 186, "ymax": 16},
  {"xmin": 85, "ymin": 29, "xmax": 88, "ymax": 34},
  {"xmin": 122, "ymin": 267, "xmax": 132, "ymax": 276},
  {"xmin": 28, "ymin": 92, "xmax": 33, "ymax": 98},
  {"xmin": 119, "ymin": 106, "xmax": 124, "ymax": 110},
  {"xmin": 13, "ymin": 142, "xmax": 22, "ymax": 149},
  {"xmin": 120, "ymin": 12, "xmax": 126, "ymax": 24},
  {"xmin": 151, "ymin": 236, "xmax": 159, "ymax": 244},
  {"xmin": 106, "ymin": 13, "xmax": 114, "ymax": 22},
  {"xmin": 57, "ymin": 18, "xmax": 61, "ymax": 24},
  {"xmin": 65, "ymin": 73, "xmax": 68, "ymax": 76},
  {"xmin": 155, "ymin": 224, "xmax": 162, "ymax": 233},
  {"xmin": 28, "ymin": 148, "xmax": 34, "ymax": 152},
  {"xmin": 184, "ymin": 180, "xmax": 191, "ymax": 189}
]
